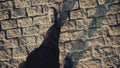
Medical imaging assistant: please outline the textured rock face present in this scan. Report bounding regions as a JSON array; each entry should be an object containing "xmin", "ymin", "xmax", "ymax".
[{"xmin": 0, "ymin": 0, "xmax": 120, "ymax": 68}]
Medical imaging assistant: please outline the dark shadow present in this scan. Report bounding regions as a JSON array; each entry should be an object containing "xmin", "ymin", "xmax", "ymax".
[{"xmin": 19, "ymin": 0, "xmax": 120, "ymax": 68}]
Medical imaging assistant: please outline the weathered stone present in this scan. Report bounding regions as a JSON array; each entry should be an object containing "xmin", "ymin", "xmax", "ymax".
[
  {"xmin": 42, "ymin": 5, "xmax": 48, "ymax": 14},
  {"xmin": 23, "ymin": 26, "xmax": 39, "ymax": 36},
  {"xmin": 60, "ymin": 0, "xmax": 79, "ymax": 11},
  {"xmin": 14, "ymin": 0, "xmax": 31, "ymax": 8},
  {"xmin": 36, "ymin": 35, "xmax": 43, "ymax": 45},
  {"xmin": 25, "ymin": 46, "xmax": 36, "ymax": 53},
  {"xmin": 71, "ymin": 40, "xmax": 86, "ymax": 50},
  {"xmin": 0, "ymin": 1, "xmax": 13, "ymax": 11},
  {"xmin": 64, "ymin": 42, "xmax": 73, "ymax": 52},
  {"xmin": 76, "ymin": 59, "xmax": 101, "ymax": 68},
  {"xmin": 59, "ymin": 54, "xmax": 65, "ymax": 68},
  {"xmin": 61, "ymin": 21, "xmax": 69, "ymax": 32},
  {"xmin": 1, "ymin": 20, "xmax": 17, "ymax": 29},
  {"xmin": 11, "ymin": 8, "xmax": 26, "ymax": 18},
  {"xmin": 31, "ymin": 0, "xmax": 48, "ymax": 6},
  {"xmin": 79, "ymin": 0, "xmax": 97, "ymax": 8},
  {"xmin": 10, "ymin": 58, "xmax": 26, "ymax": 68},
  {"xmin": 92, "ymin": 47, "xmax": 101, "ymax": 58},
  {"xmin": 33, "ymin": 16, "xmax": 52, "ymax": 34},
  {"xmin": 70, "ymin": 9, "xmax": 86, "ymax": 19},
  {"xmin": 0, "ymin": 31, "xmax": 5, "ymax": 40},
  {"xmin": 104, "ymin": 37, "xmax": 120, "ymax": 46},
  {"xmin": 17, "ymin": 18, "xmax": 33, "ymax": 27},
  {"xmin": 70, "ymin": 49, "xmax": 92, "ymax": 61},
  {"xmin": 87, "ymin": 5, "xmax": 107, "ymax": 17},
  {"xmin": 13, "ymin": 47, "xmax": 27, "ymax": 57},
  {"xmin": 26, "ymin": 6, "xmax": 42, "ymax": 16},
  {"xmin": 98, "ymin": 0, "xmax": 119, "ymax": 5},
  {"xmin": 0, "ymin": 11, "xmax": 9, "ymax": 21},
  {"xmin": 76, "ymin": 18, "xmax": 95, "ymax": 30},
  {"xmin": 94, "ymin": 46, "xmax": 114, "ymax": 58},
  {"xmin": 60, "ymin": 32, "xmax": 70, "ymax": 42},
  {"xmin": 87, "ymin": 27, "xmax": 109, "ymax": 38},
  {"xmin": 107, "ymin": 4, "xmax": 120, "ymax": 14},
  {"xmin": 20, "ymin": 36, "xmax": 36, "ymax": 46},
  {"xmin": 96, "ymin": 15, "xmax": 117, "ymax": 27},
  {"xmin": 59, "ymin": 43, "xmax": 65, "ymax": 53},
  {"xmin": 0, "ymin": 49, "xmax": 12, "ymax": 59},
  {"xmin": 68, "ymin": 20, "xmax": 76, "ymax": 31},
  {"xmin": 6, "ymin": 28, "xmax": 21, "ymax": 38},
  {"xmin": 69, "ymin": 30, "xmax": 86, "ymax": 41},
  {"xmin": 100, "ymin": 46, "xmax": 114, "ymax": 58},
  {"xmin": 49, "ymin": 0, "xmax": 63, "ymax": 3},
  {"xmin": 0, "ymin": 41, "xmax": 4, "ymax": 48},
  {"xmin": 86, "ymin": 38, "xmax": 105, "ymax": 47},
  {"xmin": 114, "ymin": 47, "xmax": 120, "ymax": 56},
  {"xmin": 4, "ymin": 39, "xmax": 18, "ymax": 48},
  {"xmin": 81, "ymin": 50, "xmax": 92, "ymax": 59},
  {"xmin": 102, "ymin": 56, "xmax": 119, "ymax": 68},
  {"xmin": 0, "ymin": 60, "xmax": 12, "ymax": 68},
  {"xmin": 108, "ymin": 25, "xmax": 120, "ymax": 36},
  {"xmin": 117, "ymin": 14, "xmax": 120, "ymax": 24},
  {"xmin": 33, "ymin": 16, "xmax": 51, "ymax": 25},
  {"xmin": 40, "ymin": 25, "xmax": 52, "ymax": 34}
]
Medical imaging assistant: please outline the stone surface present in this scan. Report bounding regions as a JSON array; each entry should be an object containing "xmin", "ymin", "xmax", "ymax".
[
  {"xmin": 61, "ymin": 21, "xmax": 69, "ymax": 32},
  {"xmin": 69, "ymin": 30, "xmax": 86, "ymax": 41},
  {"xmin": 76, "ymin": 18, "xmax": 95, "ymax": 30},
  {"xmin": 26, "ymin": 6, "xmax": 42, "ymax": 16},
  {"xmin": 0, "ymin": 31, "xmax": 5, "ymax": 40},
  {"xmin": 11, "ymin": 8, "xmax": 26, "ymax": 18},
  {"xmin": 0, "ymin": 1, "xmax": 13, "ymax": 11},
  {"xmin": 104, "ymin": 37, "xmax": 120, "ymax": 46},
  {"xmin": 0, "ymin": 10, "xmax": 9, "ymax": 21},
  {"xmin": 6, "ymin": 28, "xmax": 21, "ymax": 38},
  {"xmin": 71, "ymin": 40, "xmax": 86, "ymax": 50},
  {"xmin": 60, "ymin": 32, "xmax": 70, "ymax": 42},
  {"xmin": 98, "ymin": 0, "xmax": 119, "ymax": 5},
  {"xmin": 1, "ymin": 20, "xmax": 17, "ymax": 29},
  {"xmin": 10, "ymin": 58, "xmax": 26, "ymax": 68},
  {"xmin": 86, "ymin": 38, "xmax": 105, "ymax": 47},
  {"xmin": 17, "ymin": 18, "xmax": 33, "ymax": 27},
  {"xmin": 96, "ymin": 15, "xmax": 117, "ymax": 27},
  {"xmin": 70, "ymin": 9, "xmax": 86, "ymax": 19},
  {"xmin": 102, "ymin": 56, "xmax": 119, "ymax": 68},
  {"xmin": 87, "ymin": 27, "xmax": 109, "ymax": 38},
  {"xmin": 0, "ymin": 0, "xmax": 120, "ymax": 68},
  {"xmin": 36, "ymin": 35, "xmax": 43, "ymax": 45},
  {"xmin": 79, "ymin": 0, "xmax": 97, "ymax": 8},
  {"xmin": 60, "ymin": 0, "xmax": 79, "ymax": 11},
  {"xmin": 108, "ymin": 25, "xmax": 120, "ymax": 36},
  {"xmin": 0, "ymin": 49, "xmax": 12, "ymax": 59},
  {"xmin": 4, "ymin": 39, "xmax": 18, "ymax": 48},
  {"xmin": 23, "ymin": 26, "xmax": 39, "ymax": 36},
  {"xmin": 68, "ymin": 20, "xmax": 76, "ymax": 31},
  {"xmin": 76, "ymin": 59, "xmax": 101, "ymax": 68},
  {"xmin": 20, "ymin": 36, "xmax": 36, "ymax": 46},
  {"xmin": 33, "ymin": 16, "xmax": 51, "ymax": 25},
  {"xmin": 31, "ymin": 0, "xmax": 48, "ymax": 6},
  {"xmin": 87, "ymin": 5, "xmax": 107, "ymax": 17},
  {"xmin": 14, "ymin": 0, "xmax": 31, "ymax": 8},
  {"xmin": 107, "ymin": 4, "xmax": 120, "ymax": 14},
  {"xmin": 13, "ymin": 47, "xmax": 27, "ymax": 57},
  {"xmin": 117, "ymin": 14, "xmax": 120, "ymax": 24}
]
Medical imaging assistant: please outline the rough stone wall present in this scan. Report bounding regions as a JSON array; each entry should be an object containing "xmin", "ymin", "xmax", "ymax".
[{"xmin": 0, "ymin": 0, "xmax": 120, "ymax": 68}]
